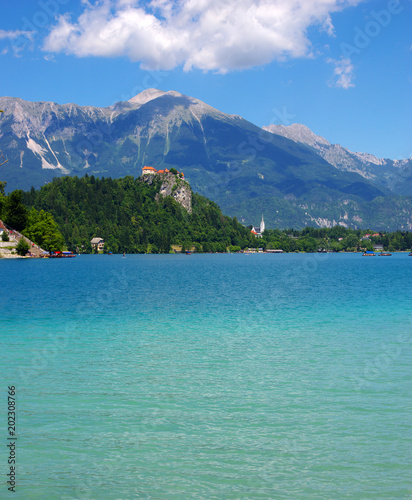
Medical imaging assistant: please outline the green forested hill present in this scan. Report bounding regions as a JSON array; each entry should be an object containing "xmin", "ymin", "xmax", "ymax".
[
  {"xmin": 22, "ymin": 175, "xmax": 256, "ymax": 253},
  {"xmin": 2, "ymin": 173, "xmax": 410, "ymax": 254}
]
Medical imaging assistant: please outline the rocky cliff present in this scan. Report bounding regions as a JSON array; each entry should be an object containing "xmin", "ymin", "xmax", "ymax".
[{"xmin": 140, "ymin": 171, "xmax": 192, "ymax": 214}]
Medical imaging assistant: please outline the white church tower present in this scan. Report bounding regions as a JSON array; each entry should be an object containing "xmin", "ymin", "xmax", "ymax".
[{"xmin": 260, "ymin": 214, "xmax": 265, "ymax": 234}]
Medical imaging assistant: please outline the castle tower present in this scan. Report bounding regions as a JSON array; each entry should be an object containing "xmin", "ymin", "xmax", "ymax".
[{"xmin": 260, "ymin": 214, "xmax": 265, "ymax": 234}]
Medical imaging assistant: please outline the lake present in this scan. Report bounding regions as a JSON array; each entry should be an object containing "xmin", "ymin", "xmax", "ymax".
[{"xmin": 1, "ymin": 253, "xmax": 411, "ymax": 499}]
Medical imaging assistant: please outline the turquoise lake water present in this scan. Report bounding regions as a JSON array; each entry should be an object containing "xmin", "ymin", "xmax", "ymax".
[{"xmin": 1, "ymin": 253, "xmax": 411, "ymax": 499}]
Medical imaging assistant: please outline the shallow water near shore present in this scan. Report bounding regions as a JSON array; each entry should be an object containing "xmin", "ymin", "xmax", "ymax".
[{"xmin": 1, "ymin": 253, "xmax": 411, "ymax": 499}]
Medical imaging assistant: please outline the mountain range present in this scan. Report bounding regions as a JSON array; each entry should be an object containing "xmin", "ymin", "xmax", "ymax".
[
  {"xmin": 0, "ymin": 89, "xmax": 411, "ymax": 230},
  {"xmin": 263, "ymin": 123, "xmax": 412, "ymax": 196}
]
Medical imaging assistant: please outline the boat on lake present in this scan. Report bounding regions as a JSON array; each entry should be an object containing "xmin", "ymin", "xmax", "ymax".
[
  {"xmin": 62, "ymin": 251, "xmax": 76, "ymax": 258},
  {"xmin": 47, "ymin": 251, "xmax": 76, "ymax": 258},
  {"xmin": 362, "ymin": 251, "xmax": 375, "ymax": 256},
  {"xmin": 378, "ymin": 252, "xmax": 392, "ymax": 256}
]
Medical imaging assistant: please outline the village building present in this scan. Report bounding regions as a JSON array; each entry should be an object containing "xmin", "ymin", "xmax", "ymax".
[{"xmin": 91, "ymin": 237, "xmax": 104, "ymax": 252}]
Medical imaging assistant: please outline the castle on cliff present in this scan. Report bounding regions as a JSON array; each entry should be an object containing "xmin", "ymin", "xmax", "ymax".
[{"xmin": 142, "ymin": 166, "xmax": 184, "ymax": 177}]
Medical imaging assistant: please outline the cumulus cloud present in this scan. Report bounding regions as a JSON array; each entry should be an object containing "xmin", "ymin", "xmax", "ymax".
[
  {"xmin": 43, "ymin": 0, "xmax": 362, "ymax": 72},
  {"xmin": 327, "ymin": 57, "xmax": 355, "ymax": 89}
]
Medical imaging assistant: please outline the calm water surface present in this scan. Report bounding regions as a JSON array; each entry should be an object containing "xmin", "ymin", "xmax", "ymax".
[{"xmin": 1, "ymin": 253, "xmax": 411, "ymax": 499}]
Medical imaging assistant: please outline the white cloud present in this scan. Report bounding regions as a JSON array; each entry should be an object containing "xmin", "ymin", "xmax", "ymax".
[
  {"xmin": 327, "ymin": 57, "xmax": 355, "ymax": 89},
  {"xmin": 0, "ymin": 29, "xmax": 35, "ymax": 41},
  {"xmin": 43, "ymin": 0, "xmax": 363, "ymax": 72},
  {"xmin": 0, "ymin": 29, "xmax": 35, "ymax": 56}
]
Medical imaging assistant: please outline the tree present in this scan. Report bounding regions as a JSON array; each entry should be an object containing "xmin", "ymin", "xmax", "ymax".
[
  {"xmin": 23, "ymin": 208, "xmax": 65, "ymax": 252},
  {"xmin": 4, "ymin": 190, "xmax": 28, "ymax": 231},
  {"xmin": 181, "ymin": 240, "xmax": 191, "ymax": 253},
  {"xmin": 16, "ymin": 238, "xmax": 30, "ymax": 256},
  {"xmin": 362, "ymin": 240, "xmax": 374, "ymax": 252},
  {"xmin": 344, "ymin": 234, "xmax": 360, "ymax": 251},
  {"xmin": 0, "ymin": 180, "xmax": 6, "ymax": 219}
]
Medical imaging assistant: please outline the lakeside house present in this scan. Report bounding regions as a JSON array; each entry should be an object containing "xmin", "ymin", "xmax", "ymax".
[{"xmin": 91, "ymin": 237, "xmax": 104, "ymax": 252}]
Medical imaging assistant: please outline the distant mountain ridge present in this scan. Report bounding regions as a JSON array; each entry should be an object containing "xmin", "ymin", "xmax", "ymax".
[
  {"xmin": 0, "ymin": 89, "xmax": 411, "ymax": 231},
  {"xmin": 263, "ymin": 123, "xmax": 412, "ymax": 195}
]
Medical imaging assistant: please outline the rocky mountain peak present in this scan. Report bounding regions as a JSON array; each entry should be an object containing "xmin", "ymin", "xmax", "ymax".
[
  {"xmin": 263, "ymin": 123, "xmax": 330, "ymax": 147},
  {"xmin": 124, "ymin": 88, "xmax": 232, "ymax": 123},
  {"xmin": 128, "ymin": 88, "xmax": 167, "ymax": 106}
]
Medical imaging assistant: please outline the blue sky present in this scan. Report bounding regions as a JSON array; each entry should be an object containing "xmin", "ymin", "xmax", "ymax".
[{"xmin": 1, "ymin": 0, "xmax": 411, "ymax": 159}]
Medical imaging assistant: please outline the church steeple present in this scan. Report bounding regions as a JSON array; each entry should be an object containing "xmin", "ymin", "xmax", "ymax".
[{"xmin": 260, "ymin": 214, "xmax": 265, "ymax": 234}]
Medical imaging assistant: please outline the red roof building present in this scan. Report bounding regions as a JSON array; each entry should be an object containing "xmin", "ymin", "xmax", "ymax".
[{"xmin": 142, "ymin": 166, "xmax": 157, "ymax": 174}]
